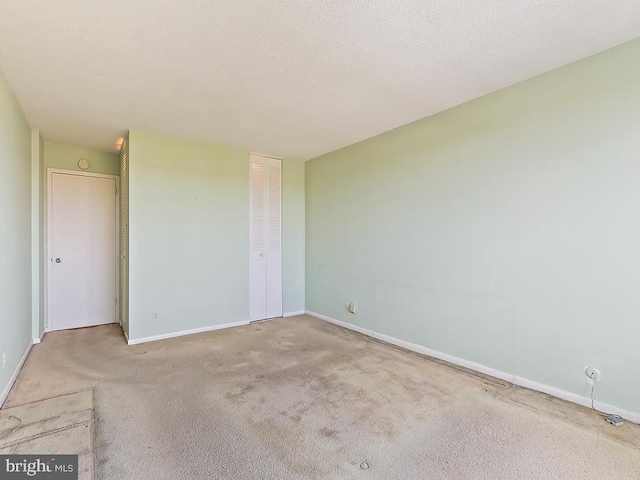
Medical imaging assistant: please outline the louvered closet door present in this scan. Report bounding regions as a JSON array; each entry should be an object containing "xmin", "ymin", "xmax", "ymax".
[
  {"xmin": 250, "ymin": 154, "xmax": 282, "ymax": 321},
  {"xmin": 120, "ymin": 140, "xmax": 128, "ymax": 328},
  {"xmin": 265, "ymin": 159, "xmax": 283, "ymax": 318}
]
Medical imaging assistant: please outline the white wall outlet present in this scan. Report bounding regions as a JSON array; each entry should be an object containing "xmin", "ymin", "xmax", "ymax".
[
  {"xmin": 348, "ymin": 303, "xmax": 357, "ymax": 314},
  {"xmin": 585, "ymin": 366, "xmax": 601, "ymax": 382},
  {"xmin": 2, "ymin": 352, "xmax": 6, "ymax": 369},
  {"xmin": 152, "ymin": 312, "xmax": 159, "ymax": 322}
]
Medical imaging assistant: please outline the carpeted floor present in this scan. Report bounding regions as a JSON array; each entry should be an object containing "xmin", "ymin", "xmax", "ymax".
[{"xmin": 3, "ymin": 315, "xmax": 639, "ymax": 479}]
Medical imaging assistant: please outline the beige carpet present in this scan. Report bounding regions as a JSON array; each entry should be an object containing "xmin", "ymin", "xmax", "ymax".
[
  {"xmin": 0, "ymin": 390, "xmax": 94, "ymax": 479},
  {"xmin": 3, "ymin": 315, "xmax": 639, "ymax": 479}
]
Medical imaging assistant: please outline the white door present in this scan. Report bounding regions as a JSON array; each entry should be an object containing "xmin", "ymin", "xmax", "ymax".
[
  {"xmin": 49, "ymin": 172, "xmax": 118, "ymax": 331},
  {"xmin": 250, "ymin": 154, "xmax": 282, "ymax": 321}
]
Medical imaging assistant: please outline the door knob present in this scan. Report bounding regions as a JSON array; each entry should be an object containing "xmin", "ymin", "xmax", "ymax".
[{"xmin": 55, "ymin": 258, "xmax": 62, "ymax": 263}]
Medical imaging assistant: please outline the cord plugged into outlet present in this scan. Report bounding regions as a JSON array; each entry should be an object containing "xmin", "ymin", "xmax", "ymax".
[
  {"xmin": 585, "ymin": 367, "xmax": 600, "ymax": 382},
  {"xmin": 585, "ymin": 366, "xmax": 624, "ymax": 427}
]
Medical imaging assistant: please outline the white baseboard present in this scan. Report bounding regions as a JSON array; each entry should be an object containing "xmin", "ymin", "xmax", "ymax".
[
  {"xmin": 511, "ymin": 376, "xmax": 639, "ymax": 424},
  {"xmin": 127, "ymin": 320, "xmax": 250, "ymax": 345},
  {"xmin": 305, "ymin": 310, "xmax": 640, "ymax": 424},
  {"xmin": 32, "ymin": 330, "xmax": 46, "ymax": 345},
  {"xmin": 283, "ymin": 310, "xmax": 306, "ymax": 317},
  {"xmin": 0, "ymin": 340, "xmax": 33, "ymax": 408}
]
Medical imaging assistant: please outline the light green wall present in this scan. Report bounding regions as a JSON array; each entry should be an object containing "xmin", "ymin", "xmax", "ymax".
[
  {"xmin": 128, "ymin": 130, "xmax": 245, "ymax": 339},
  {"xmin": 306, "ymin": 38, "xmax": 640, "ymax": 414},
  {"xmin": 41, "ymin": 142, "xmax": 119, "ymax": 331},
  {"xmin": 0, "ymin": 73, "xmax": 33, "ymax": 402},
  {"xmin": 127, "ymin": 131, "xmax": 306, "ymax": 340},
  {"xmin": 44, "ymin": 142, "xmax": 120, "ymax": 175},
  {"xmin": 283, "ymin": 159, "xmax": 305, "ymax": 313}
]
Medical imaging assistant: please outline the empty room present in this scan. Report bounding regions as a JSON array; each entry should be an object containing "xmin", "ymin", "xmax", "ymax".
[{"xmin": 1, "ymin": 1, "xmax": 639, "ymax": 479}]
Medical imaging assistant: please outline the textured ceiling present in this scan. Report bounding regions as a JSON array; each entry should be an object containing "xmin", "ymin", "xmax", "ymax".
[{"xmin": 1, "ymin": 1, "xmax": 640, "ymax": 160}]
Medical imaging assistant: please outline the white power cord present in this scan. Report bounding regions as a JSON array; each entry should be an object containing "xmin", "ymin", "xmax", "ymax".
[{"xmin": 590, "ymin": 382, "xmax": 624, "ymax": 426}]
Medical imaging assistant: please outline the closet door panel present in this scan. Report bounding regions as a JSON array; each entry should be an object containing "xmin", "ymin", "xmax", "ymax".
[
  {"xmin": 249, "ymin": 159, "xmax": 267, "ymax": 321},
  {"xmin": 266, "ymin": 159, "xmax": 282, "ymax": 318}
]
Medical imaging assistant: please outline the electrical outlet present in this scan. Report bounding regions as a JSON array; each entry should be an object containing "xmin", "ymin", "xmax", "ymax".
[
  {"xmin": 152, "ymin": 312, "xmax": 159, "ymax": 323},
  {"xmin": 585, "ymin": 366, "xmax": 601, "ymax": 382},
  {"xmin": 348, "ymin": 303, "xmax": 357, "ymax": 314},
  {"xmin": 2, "ymin": 352, "xmax": 6, "ymax": 369}
]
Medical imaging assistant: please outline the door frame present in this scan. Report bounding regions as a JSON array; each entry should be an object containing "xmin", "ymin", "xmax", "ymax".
[
  {"xmin": 248, "ymin": 153, "xmax": 283, "ymax": 322},
  {"xmin": 46, "ymin": 168, "xmax": 121, "ymax": 332}
]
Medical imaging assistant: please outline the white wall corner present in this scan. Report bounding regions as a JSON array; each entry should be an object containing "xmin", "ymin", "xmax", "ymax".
[
  {"xmin": 31, "ymin": 129, "xmax": 42, "ymax": 340},
  {"xmin": 304, "ymin": 310, "xmax": 640, "ymax": 424},
  {"xmin": 0, "ymin": 341, "xmax": 33, "ymax": 408},
  {"xmin": 32, "ymin": 329, "xmax": 46, "ymax": 344}
]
